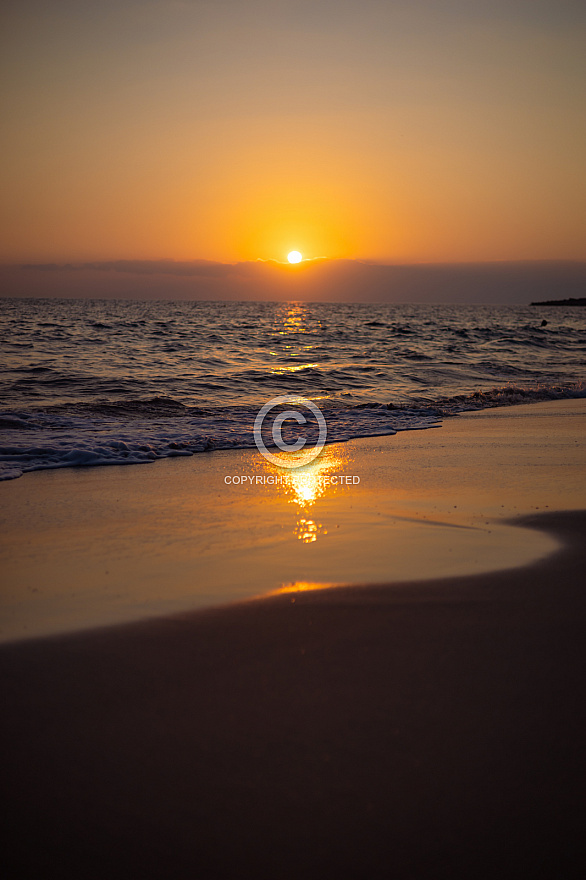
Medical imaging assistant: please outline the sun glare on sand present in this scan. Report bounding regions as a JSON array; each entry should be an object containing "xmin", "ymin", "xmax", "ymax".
[{"xmin": 287, "ymin": 251, "xmax": 302, "ymax": 263}]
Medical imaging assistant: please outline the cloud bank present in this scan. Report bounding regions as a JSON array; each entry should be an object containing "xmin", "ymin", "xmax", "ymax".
[{"xmin": 1, "ymin": 259, "xmax": 585, "ymax": 304}]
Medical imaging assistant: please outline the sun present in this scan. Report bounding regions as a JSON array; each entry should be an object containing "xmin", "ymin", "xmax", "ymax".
[{"xmin": 287, "ymin": 251, "xmax": 302, "ymax": 263}]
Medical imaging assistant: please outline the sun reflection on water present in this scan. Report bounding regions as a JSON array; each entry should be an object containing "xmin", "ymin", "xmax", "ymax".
[
  {"xmin": 270, "ymin": 302, "xmax": 323, "ymax": 368},
  {"xmin": 278, "ymin": 303, "xmax": 307, "ymax": 334},
  {"xmin": 294, "ymin": 517, "xmax": 325, "ymax": 544},
  {"xmin": 258, "ymin": 303, "xmax": 349, "ymax": 544},
  {"xmin": 268, "ymin": 580, "xmax": 338, "ymax": 596},
  {"xmin": 263, "ymin": 445, "xmax": 348, "ymax": 543}
]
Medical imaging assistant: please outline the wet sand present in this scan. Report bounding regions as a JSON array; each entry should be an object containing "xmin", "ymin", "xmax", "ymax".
[{"xmin": 1, "ymin": 509, "xmax": 585, "ymax": 878}]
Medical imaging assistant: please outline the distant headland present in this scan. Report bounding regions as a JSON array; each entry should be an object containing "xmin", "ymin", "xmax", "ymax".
[{"xmin": 531, "ymin": 297, "xmax": 586, "ymax": 307}]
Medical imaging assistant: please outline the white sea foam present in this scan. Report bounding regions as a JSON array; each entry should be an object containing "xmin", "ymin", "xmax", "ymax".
[
  {"xmin": 0, "ymin": 404, "xmax": 440, "ymax": 480},
  {"xmin": 1, "ymin": 383, "xmax": 585, "ymax": 480}
]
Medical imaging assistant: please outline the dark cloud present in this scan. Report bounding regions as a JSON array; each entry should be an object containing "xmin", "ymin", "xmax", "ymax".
[
  {"xmin": 3, "ymin": 259, "xmax": 585, "ymax": 304},
  {"xmin": 21, "ymin": 259, "xmax": 238, "ymax": 278}
]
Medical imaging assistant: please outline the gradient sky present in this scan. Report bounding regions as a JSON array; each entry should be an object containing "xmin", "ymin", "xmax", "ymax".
[{"xmin": 1, "ymin": 0, "xmax": 585, "ymax": 265}]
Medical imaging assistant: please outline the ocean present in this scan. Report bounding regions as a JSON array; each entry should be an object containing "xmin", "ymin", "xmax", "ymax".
[{"xmin": 1, "ymin": 298, "xmax": 584, "ymax": 481}]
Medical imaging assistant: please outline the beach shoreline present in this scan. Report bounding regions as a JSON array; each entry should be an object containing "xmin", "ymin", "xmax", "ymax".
[{"xmin": 1, "ymin": 398, "xmax": 585, "ymax": 643}]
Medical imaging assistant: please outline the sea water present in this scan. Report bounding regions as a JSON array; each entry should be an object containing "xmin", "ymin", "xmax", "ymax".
[{"xmin": 1, "ymin": 298, "xmax": 584, "ymax": 480}]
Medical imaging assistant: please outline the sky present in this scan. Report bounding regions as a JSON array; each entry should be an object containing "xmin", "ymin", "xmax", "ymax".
[{"xmin": 1, "ymin": 0, "xmax": 585, "ymax": 278}]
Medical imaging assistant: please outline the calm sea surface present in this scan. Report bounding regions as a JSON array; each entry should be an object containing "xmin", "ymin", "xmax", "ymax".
[{"xmin": 1, "ymin": 298, "xmax": 584, "ymax": 480}]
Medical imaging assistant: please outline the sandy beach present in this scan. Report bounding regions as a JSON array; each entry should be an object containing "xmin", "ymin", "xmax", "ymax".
[
  {"xmin": 1, "ymin": 399, "xmax": 584, "ymax": 642},
  {"xmin": 1, "ymin": 399, "xmax": 585, "ymax": 877}
]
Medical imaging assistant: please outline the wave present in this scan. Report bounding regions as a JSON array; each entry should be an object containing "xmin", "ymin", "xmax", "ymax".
[{"xmin": 1, "ymin": 382, "xmax": 584, "ymax": 481}]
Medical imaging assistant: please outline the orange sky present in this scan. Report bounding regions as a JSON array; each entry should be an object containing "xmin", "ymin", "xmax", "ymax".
[{"xmin": 1, "ymin": 0, "xmax": 585, "ymax": 265}]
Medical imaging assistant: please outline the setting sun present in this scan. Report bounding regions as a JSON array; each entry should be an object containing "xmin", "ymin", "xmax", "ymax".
[{"xmin": 287, "ymin": 251, "xmax": 302, "ymax": 264}]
